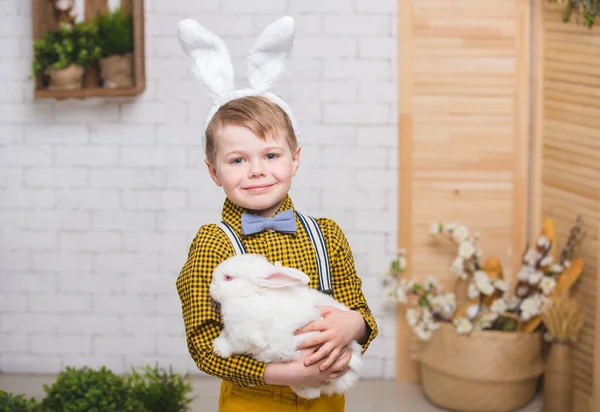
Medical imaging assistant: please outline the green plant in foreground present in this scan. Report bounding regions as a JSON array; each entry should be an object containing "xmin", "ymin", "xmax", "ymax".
[
  {"xmin": 40, "ymin": 366, "xmax": 147, "ymax": 412},
  {"xmin": 128, "ymin": 364, "xmax": 195, "ymax": 412},
  {"xmin": 0, "ymin": 391, "xmax": 39, "ymax": 412}
]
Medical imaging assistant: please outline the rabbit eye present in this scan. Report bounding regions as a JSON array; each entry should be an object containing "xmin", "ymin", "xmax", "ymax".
[{"xmin": 224, "ymin": 274, "xmax": 233, "ymax": 281}]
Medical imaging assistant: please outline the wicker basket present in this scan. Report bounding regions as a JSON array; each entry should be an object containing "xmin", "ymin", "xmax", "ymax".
[{"xmin": 420, "ymin": 323, "xmax": 544, "ymax": 412}]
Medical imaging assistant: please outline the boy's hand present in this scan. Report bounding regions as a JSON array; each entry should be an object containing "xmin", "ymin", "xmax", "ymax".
[
  {"xmin": 296, "ymin": 344, "xmax": 353, "ymax": 387},
  {"xmin": 295, "ymin": 306, "xmax": 365, "ymax": 370},
  {"xmin": 264, "ymin": 344, "xmax": 352, "ymax": 387}
]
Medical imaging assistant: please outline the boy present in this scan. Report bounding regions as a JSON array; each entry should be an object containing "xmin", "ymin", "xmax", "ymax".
[{"xmin": 176, "ymin": 17, "xmax": 378, "ymax": 412}]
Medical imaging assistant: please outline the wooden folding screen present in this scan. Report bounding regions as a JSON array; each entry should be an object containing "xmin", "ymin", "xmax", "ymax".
[
  {"xmin": 396, "ymin": 0, "xmax": 531, "ymax": 382},
  {"xmin": 531, "ymin": 3, "xmax": 600, "ymax": 410}
]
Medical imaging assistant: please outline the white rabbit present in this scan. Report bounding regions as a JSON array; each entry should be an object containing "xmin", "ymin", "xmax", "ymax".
[{"xmin": 209, "ymin": 253, "xmax": 363, "ymax": 399}]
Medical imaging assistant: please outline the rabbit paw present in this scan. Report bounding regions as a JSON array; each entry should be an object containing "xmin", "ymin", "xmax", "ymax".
[
  {"xmin": 213, "ymin": 336, "xmax": 233, "ymax": 358},
  {"xmin": 322, "ymin": 370, "xmax": 359, "ymax": 395},
  {"xmin": 291, "ymin": 385, "xmax": 321, "ymax": 399}
]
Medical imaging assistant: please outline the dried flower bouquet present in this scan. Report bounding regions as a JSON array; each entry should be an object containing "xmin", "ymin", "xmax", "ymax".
[{"xmin": 383, "ymin": 216, "xmax": 585, "ymax": 340}]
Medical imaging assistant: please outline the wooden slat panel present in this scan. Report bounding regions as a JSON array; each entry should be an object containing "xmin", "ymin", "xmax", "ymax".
[
  {"xmin": 533, "ymin": 2, "xmax": 600, "ymax": 409},
  {"xmin": 574, "ymin": 389, "xmax": 593, "ymax": 412},
  {"xmin": 397, "ymin": 0, "xmax": 419, "ymax": 383},
  {"xmin": 397, "ymin": 0, "xmax": 530, "ymax": 382},
  {"xmin": 409, "ymin": 0, "xmax": 528, "ymax": 284}
]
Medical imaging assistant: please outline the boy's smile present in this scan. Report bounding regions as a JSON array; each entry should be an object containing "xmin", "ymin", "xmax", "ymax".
[
  {"xmin": 206, "ymin": 125, "xmax": 300, "ymax": 218},
  {"xmin": 245, "ymin": 183, "xmax": 275, "ymax": 192}
]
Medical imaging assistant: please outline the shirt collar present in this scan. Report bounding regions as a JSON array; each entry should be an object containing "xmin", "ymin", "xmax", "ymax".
[{"xmin": 221, "ymin": 194, "xmax": 295, "ymax": 237}]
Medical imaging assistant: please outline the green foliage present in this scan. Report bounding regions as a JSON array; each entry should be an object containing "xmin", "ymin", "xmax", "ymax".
[
  {"xmin": 502, "ymin": 318, "xmax": 518, "ymax": 332},
  {"xmin": 32, "ymin": 22, "xmax": 101, "ymax": 76},
  {"xmin": 40, "ymin": 366, "xmax": 147, "ymax": 412},
  {"xmin": 128, "ymin": 364, "xmax": 195, "ymax": 412},
  {"xmin": 96, "ymin": 8, "xmax": 134, "ymax": 57},
  {"xmin": 0, "ymin": 391, "xmax": 39, "ymax": 412},
  {"xmin": 549, "ymin": 0, "xmax": 600, "ymax": 28},
  {"xmin": 4, "ymin": 364, "xmax": 193, "ymax": 412}
]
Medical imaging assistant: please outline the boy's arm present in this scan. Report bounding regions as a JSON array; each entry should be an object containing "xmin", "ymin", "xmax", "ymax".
[
  {"xmin": 324, "ymin": 219, "xmax": 379, "ymax": 352},
  {"xmin": 176, "ymin": 226, "xmax": 266, "ymax": 387}
]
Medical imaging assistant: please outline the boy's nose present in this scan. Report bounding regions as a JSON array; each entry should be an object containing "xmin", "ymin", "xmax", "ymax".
[{"xmin": 248, "ymin": 160, "xmax": 266, "ymax": 177}]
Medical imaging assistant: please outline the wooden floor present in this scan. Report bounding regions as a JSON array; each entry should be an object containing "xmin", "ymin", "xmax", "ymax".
[{"xmin": 0, "ymin": 374, "xmax": 542, "ymax": 411}]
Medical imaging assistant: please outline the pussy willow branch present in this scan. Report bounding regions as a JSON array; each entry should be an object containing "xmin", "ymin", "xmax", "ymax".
[{"xmin": 559, "ymin": 215, "xmax": 586, "ymax": 264}]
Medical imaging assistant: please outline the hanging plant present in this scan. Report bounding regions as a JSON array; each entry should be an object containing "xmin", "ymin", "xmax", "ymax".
[{"xmin": 549, "ymin": 0, "xmax": 600, "ymax": 28}]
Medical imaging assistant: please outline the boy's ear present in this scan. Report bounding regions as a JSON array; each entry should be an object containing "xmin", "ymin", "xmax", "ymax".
[
  {"xmin": 291, "ymin": 146, "xmax": 301, "ymax": 176},
  {"xmin": 205, "ymin": 159, "xmax": 222, "ymax": 187}
]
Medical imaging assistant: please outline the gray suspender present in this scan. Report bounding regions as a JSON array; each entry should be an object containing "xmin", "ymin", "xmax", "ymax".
[
  {"xmin": 217, "ymin": 212, "xmax": 332, "ymax": 294},
  {"xmin": 296, "ymin": 212, "xmax": 332, "ymax": 293},
  {"xmin": 217, "ymin": 221, "xmax": 246, "ymax": 255}
]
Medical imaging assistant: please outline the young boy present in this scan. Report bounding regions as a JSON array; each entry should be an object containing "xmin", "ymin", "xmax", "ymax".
[
  {"xmin": 176, "ymin": 96, "xmax": 378, "ymax": 411},
  {"xmin": 176, "ymin": 16, "xmax": 378, "ymax": 412}
]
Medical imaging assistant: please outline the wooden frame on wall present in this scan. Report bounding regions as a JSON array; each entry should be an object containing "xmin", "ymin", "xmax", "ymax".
[{"xmin": 31, "ymin": 0, "xmax": 145, "ymax": 99}]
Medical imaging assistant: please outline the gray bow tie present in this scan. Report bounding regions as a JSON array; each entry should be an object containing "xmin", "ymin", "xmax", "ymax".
[{"xmin": 241, "ymin": 210, "xmax": 296, "ymax": 235}]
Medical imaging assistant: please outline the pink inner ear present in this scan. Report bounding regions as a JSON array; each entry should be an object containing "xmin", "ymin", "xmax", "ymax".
[{"xmin": 260, "ymin": 272, "xmax": 305, "ymax": 288}]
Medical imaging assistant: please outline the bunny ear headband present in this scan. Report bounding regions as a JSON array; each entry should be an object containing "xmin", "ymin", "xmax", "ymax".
[{"xmin": 177, "ymin": 16, "xmax": 300, "ymax": 153}]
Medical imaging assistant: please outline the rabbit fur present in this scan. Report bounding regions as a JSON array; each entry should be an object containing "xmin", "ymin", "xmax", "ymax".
[{"xmin": 209, "ymin": 253, "xmax": 363, "ymax": 399}]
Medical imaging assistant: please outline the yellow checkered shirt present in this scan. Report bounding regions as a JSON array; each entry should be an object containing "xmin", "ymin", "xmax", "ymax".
[{"xmin": 176, "ymin": 194, "xmax": 379, "ymax": 388}]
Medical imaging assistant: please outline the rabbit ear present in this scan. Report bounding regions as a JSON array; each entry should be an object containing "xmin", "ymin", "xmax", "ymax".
[
  {"xmin": 246, "ymin": 16, "xmax": 295, "ymax": 92},
  {"xmin": 255, "ymin": 266, "xmax": 309, "ymax": 289},
  {"xmin": 177, "ymin": 19, "xmax": 234, "ymax": 102}
]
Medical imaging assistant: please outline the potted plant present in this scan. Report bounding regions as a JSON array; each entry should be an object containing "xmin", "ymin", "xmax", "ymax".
[
  {"xmin": 32, "ymin": 21, "xmax": 101, "ymax": 91},
  {"xmin": 384, "ymin": 217, "xmax": 585, "ymax": 412},
  {"xmin": 96, "ymin": 8, "xmax": 134, "ymax": 88}
]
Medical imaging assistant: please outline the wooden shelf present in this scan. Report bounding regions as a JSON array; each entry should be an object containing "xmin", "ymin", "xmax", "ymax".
[
  {"xmin": 31, "ymin": 0, "xmax": 146, "ymax": 100},
  {"xmin": 34, "ymin": 85, "xmax": 145, "ymax": 99}
]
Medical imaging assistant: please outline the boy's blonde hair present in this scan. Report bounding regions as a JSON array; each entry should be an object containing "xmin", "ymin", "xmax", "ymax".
[{"xmin": 205, "ymin": 96, "xmax": 298, "ymax": 164}]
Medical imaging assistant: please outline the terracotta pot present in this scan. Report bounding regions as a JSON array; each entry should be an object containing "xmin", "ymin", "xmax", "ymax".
[
  {"xmin": 99, "ymin": 53, "xmax": 133, "ymax": 88},
  {"xmin": 420, "ymin": 323, "xmax": 544, "ymax": 412},
  {"xmin": 46, "ymin": 63, "xmax": 84, "ymax": 91}
]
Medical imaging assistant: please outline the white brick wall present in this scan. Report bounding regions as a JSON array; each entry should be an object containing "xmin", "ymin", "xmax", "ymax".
[{"xmin": 0, "ymin": 0, "xmax": 398, "ymax": 379}]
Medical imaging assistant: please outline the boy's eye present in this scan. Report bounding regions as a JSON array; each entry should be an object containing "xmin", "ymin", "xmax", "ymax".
[
  {"xmin": 230, "ymin": 158, "xmax": 243, "ymax": 164},
  {"xmin": 266, "ymin": 153, "xmax": 279, "ymax": 160}
]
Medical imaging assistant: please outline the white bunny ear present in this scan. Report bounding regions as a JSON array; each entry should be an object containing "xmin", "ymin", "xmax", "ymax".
[
  {"xmin": 246, "ymin": 16, "xmax": 295, "ymax": 92},
  {"xmin": 177, "ymin": 19, "xmax": 234, "ymax": 102},
  {"xmin": 255, "ymin": 265, "xmax": 309, "ymax": 289}
]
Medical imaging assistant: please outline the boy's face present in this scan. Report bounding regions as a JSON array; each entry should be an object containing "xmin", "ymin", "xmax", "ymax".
[{"xmin": 205, "ymin": 125, "xmax": 300, "ymax": 218}]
